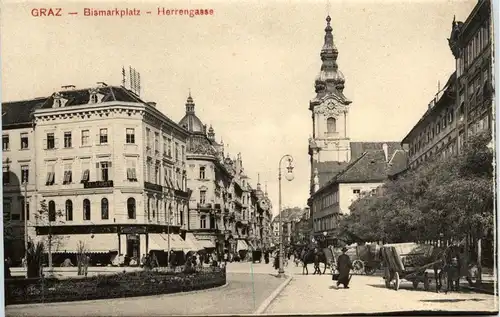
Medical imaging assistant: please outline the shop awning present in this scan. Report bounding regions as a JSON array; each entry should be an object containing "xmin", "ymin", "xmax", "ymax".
[
  {"xmin": 237, "ymin": 239, "xmax": 249, "ymax": 251},
  {"xmin": 184, "ymin": 233, "xmax": 204, "ymax": 252},
  {"xmin": 35, "ymin": 233, "xmax": 119, "ymax": 254},
  {"xmin": 196, "ymin": 239, "xmax": 215, "ymax": 249},
  {"xmin": 148, "ymin": 234, "xmax": 190, "ymax": 252}
]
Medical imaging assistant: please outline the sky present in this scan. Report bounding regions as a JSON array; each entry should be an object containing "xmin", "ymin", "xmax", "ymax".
[{"xmin": 1, "ymin": 0, "xmax": 478, "ymax": 215}]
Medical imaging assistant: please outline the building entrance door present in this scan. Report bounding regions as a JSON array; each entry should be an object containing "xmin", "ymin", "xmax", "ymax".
[{"xmin": 126, "ymin": 234, "xmax": 140, "ymax": 260}]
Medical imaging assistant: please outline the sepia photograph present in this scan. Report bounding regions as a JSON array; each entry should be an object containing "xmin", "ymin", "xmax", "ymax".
[{"xmin": 0, "ymin": 0, "xmax": 498, "ymax": 315}]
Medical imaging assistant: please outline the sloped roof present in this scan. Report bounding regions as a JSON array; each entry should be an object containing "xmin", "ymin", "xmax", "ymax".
[
  {"xmin": 314, "ymin": 161, "xmax": 349, "ymax": 188},
  {"xmin": 350, "ymin": 142, "xmax": 402, "ymax": 161},
  {"xmin": 186, "ymin": 134, "xmax": 217, "ymax": 156},
  {"xmin": 387, "ymin": 149, "xmax": 409, "ymax": 176},
  {"xmin": 336, "ymin": 150, "xmax": 388, "ymax": 183},
  {"xmin": 39, "ymin": 86, "xmax": 144, "ymax": 109},
  {"xmin": 2, "ymin": 97, "xmax": 47, "ymax": 127}
]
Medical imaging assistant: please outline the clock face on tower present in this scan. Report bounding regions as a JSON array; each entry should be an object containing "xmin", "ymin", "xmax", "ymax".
[
  {"xmin": 325, "ymin": 99, "xmax": 335, "ymax": 110},
  {"xmin": 259, "ymin": 200, "xmax": 269, "ymax": 210}
]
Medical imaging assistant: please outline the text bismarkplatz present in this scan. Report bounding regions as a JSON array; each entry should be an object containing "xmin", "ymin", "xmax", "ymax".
[{"xmin": 83, "ymin": 8, "xmax": 215, "ymax": 17}]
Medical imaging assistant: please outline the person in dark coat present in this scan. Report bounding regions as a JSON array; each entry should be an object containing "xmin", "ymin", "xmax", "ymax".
[
  {"xmin": 4, "ymin": 258, "xmax": 11, "ymax": 279},
  {"xmin": 337, "ymin": 247, "xmax": 352, "ymax": 288},
  {"xmin": 313, "ymin": 248, "xmax": 321, "ymax": 275}
]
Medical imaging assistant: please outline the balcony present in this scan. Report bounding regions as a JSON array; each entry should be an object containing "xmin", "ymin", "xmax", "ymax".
[
  {"xmin": 83, "ymin": 180, "xmax": 113, "ymax": 189},
  {"xmin": 174, "ymin": 189, "xmax": 190, "ymax": 198},
  {"xmin": 214, "ymin": 203, "xmax": 222, "ymax": 210},
  {"xmin": 198, "ymin": 203, "xmax": 212, "ymax": 210},
  {"xmin": 144, "ymin": 182, "xmax": 162, "ymax": 192}
]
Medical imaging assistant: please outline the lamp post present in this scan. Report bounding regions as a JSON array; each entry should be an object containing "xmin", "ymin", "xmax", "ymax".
[
  {"xmin": 278, "ymin": 154, "xmax": 294, "ymax": 278},
  {"xmin": 167, "ymin": 204, "xmax": 172, "ymax": 266},
  {"xmin": 23, "ymin": 181, "xmax": 28, "ymax": 277}
]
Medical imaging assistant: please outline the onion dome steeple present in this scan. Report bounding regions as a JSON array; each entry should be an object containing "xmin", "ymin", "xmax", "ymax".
[{"xmin": 314, "ymin": 15, "xmax": 348, "ymax": 97}]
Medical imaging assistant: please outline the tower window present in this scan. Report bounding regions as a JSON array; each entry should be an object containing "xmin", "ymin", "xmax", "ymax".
[{"xmin": 327, "ymin": 117, "xmax": 337, "ymax": 133}]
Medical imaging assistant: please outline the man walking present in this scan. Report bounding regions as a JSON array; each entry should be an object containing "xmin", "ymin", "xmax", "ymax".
[
  {"xmin": 313, "ymin": 248, "xmax": 321, "ymax": 275},
  {"xmin": 336, "ymin": 247, "xmax": 352, "ymax": 289}
]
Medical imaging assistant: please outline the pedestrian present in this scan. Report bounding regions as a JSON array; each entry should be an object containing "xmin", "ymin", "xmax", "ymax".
[
  {"xmin": 83, "ymin": 255, "xmax": 90, "ymax": 277},
  {"xmin": 4, "ymin": 257, "xmax": 12, "ymax": 279},
  {"xmin": 313, "ymin": 248, "xmax": 321, "ymax": 275},
  {"xmin": 336, "ymin": 247, "xmax": 353, "ymax": 289}
]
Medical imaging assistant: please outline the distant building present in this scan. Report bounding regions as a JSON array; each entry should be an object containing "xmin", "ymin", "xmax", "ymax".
[{"xmin": 307, "ymin": 16, "xmax": 408, "ymax": 246}]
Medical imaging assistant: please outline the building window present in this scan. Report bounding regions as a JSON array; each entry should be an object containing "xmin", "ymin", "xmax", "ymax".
[
  {"xmin": 21, "ymin": 165, "xmax": 29, "ymax": 184},
  {"xmin": 99, "ymin": 128, "xmax": 108, "ymax": 144},
  {"xmin": 200, "ymin": 215, "xmax": 207, "ymax": 229},
  {"xmin": 48, "ymin": 200, "xmax": 56, "ymax": 222},
  {"xmin": 126, "ymin": 160, "xmax": 138, "ymax": 182},
  {"xmin": 146, "ymin": 128, "xmax": 151, "ymax": 150},
  {"xmin": 163, "ymin": 137, "xmax": 168, "ymax": 156},
  {"xmin": 20, "ymin": 133, "xmax": 28, "ymax": 149},
  {"xmin": 63, "ymin": 164, "xmax": 72, "ymax": 185},
  {"xmin": 327, "ymin": 117, "xmax": 337, "ymax": 133},
  {"xmin": 83, "ymin": 199, "xmax": 91, "ymax": 220},
  {"xmin": 101, "ymin": 198, "xmax": 109, "ymax": 220},
  {"xmin": 81, "ymin": 168, "xmax": 90, "ymax": 183},
  {"xmin": 98, "ymin": 162, "xmax": 110, "ymax": 181},
  {"xmin": 90, "ymin": 94, "xmax": 98, "ymax": 104},
  {"xmin": 448, "ymin": 110, "xmax": 454, "ymax": 123},
  {"xmin": 2, "ymin": 166, "xmax": 9, "ymax": 185},
  {"xmin": 175, "ymin": 142, "xmax": 179, "ymax": 161},
  {"xmin": 199, "ymin": 166, "xmax": 206, "ymax": 179},
  {"xmin": 2, "ymin": 135, "xmax": 9, "ymax": 151},
  {"xmin": 47, "ymin": 133, "xmax": 55, "ymax": 149},
  {"xmin": 168, "ymin": 139, "xmax": 172, "ymax": 157},
  {"xmin": 155, "ymin": 164, "xmax": 160, "ymax": 184},
  {"xmin": 45, "ymin": 165, "xmax": 55, "ymax": 185},
  {"xmin": 81, "ymin": 130, "xmax": 90, "ymax": 146},
  {"xmin": 126, "ymin": 128, "xmax": 135, "ymax": 144},
  {"xmin": 64, "ymin": 132, "xmax": 72, "ymax": 148},
  {"xmin": 200, "ymin": 190, "xmax": 206, "ymax": 204},
  {"xmin": 65, "ymin": 200, "xmax": 73, "ymax": 221},
  {"xmin": 127, "ymin": 198, "xmax": 136, "ymax": 219},
  {"xmin": 154, "ymin": 133, "xmax": 159, "ymax": 153},
  {"xmin": 147, "ymin": 198, "xmax": 151, "ymax": 220},
  {"xmin": 353, "ymin": 189, "xmax": 360, "ymax": 195}
]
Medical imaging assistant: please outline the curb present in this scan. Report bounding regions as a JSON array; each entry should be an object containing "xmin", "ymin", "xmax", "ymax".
[
  {"xmin": 254, "ymin": 276, "xmax": 293, "ymax": 315},
  {"xmin": 461, "ymin": 285, "xmax": 497, "ymax": 296},
  {"xmin": 6, "ymin": 282, "xmax": 230, "ymax": 309}
]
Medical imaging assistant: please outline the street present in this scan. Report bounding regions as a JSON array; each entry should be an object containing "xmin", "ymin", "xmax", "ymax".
[
  {"xmin": 266, "ymin": 273, "xmax": 498, "ymax": 315},
  {"xmin": 6, "ymin": 261, "xmax": 497, "ymax": 316}
]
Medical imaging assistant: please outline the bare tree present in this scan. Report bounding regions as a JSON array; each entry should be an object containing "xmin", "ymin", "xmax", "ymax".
[
  {"xmin": 34, "ymin": 199, "xmax": 65, "ymax": 273},
  {"xmin": 76, "ymin": 241, "xmax": 89, "ymax": 276}
]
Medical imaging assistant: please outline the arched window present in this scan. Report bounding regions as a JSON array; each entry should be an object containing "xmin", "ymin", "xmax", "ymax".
[
  {"xmin": 101, "ymin": 198, "xmax": 109, "ymax": 220},
  {"xmin": 48, "ymin": 200, "xmax": 56, "ymax": 222},
  {"xmin": 327, "ymin": 117, "xmax": 337, "ymax": 133},
  {"xmin": 83, "ymin": 199, "xmax": 91, "ymax": 220},
  {"xmin": 127, "ymin": 198, "xmax": 136, "ymax": 219},
  {"xmin": 65, "ymin": 200, "xmax": 73, "ymax": 221}
]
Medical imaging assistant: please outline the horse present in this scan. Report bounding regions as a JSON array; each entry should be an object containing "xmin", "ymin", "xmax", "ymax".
[
  {"xmin": 300, "ymin": 248, "xmax": 329, "ymax": 275},
  {"xmin": 434, "ymin": 244, "xmax": 463, "ymax": 293}
]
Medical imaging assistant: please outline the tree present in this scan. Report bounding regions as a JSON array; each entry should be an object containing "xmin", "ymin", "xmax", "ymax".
[
  {"xmin": 34, "ymin": 199, "xmax": 65, "ymax": 271},
  {"xmin": 340, "ymin": 132, "xmax": 494, "ymax": 245}
]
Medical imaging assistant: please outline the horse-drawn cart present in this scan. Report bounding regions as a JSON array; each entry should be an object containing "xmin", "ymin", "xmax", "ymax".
[
  {"xmin": 347, "ymin": 244, "xmax": 382, "ymax": 275},
  {"xmin": 381, "ymin": 243, "xmax": 441, "ymax": 291}
]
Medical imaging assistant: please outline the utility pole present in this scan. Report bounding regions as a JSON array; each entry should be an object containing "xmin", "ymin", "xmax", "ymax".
[{"xmin": 23, "ymin": 181, "xmax": 28, "ymax": 278}]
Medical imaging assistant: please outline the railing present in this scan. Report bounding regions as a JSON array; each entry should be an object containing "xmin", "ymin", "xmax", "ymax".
[{"xmin": 144, "ymin": 182, "xmax": 163, "ymax": 192}]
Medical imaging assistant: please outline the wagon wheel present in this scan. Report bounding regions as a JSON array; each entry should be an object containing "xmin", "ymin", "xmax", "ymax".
[
  {"xmin": 412, "ymin": 279, "xmax": 419, "ymax": 289},
  {"xmin": 394, "ymin": 271, "xmax": 400, "ymax": 291},
  {"xmin": 423, "ymin": 272, "xmax": 430, "ymax": 291},
  {"xmin": 364, "ymin": 265, "xmax": 376, "ymax": 275},
  {"xmin": 384, "ymin": 267, "xmax": 391, "ymax": 288},
  {"xmin": 352, "ymin": 260, "xmax": 364, "ymax": 274}
]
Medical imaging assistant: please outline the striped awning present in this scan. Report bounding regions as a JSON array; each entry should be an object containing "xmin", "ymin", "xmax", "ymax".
[
  {"xmin": 196, "ymin": 239, "xmax": 215, "ymax": 249},
  {"xmin": 184, "ymin": 233, "xmax": 204, "ymax": 252},
  {"xmin": 148, "ymin": 234, "xmax": 190, "ymax": 252},
  {"xmin": 237, "ymin": 239, "xmax": 249, "ymax": 251},
  {"xmin": 34, "ymin": 233, "xmax": 119, "ymax": 254}
]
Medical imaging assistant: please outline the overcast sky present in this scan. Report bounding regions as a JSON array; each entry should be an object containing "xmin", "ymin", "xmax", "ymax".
[{"xmin": 1, "ymin": 0, "xmax": 477, "ymax": 214}]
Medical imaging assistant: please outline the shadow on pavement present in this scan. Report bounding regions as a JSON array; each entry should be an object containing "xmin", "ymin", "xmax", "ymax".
[
  {"xmin": 420, "ymin": 298, "xmax": 486, "ymax": 303},
  {"xmin": 367, "ymin": 284, "xmax": 477, "ymax": 294}
]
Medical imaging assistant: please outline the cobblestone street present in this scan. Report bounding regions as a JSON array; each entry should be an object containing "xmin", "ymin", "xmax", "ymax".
[{"xmin": 266, "ymin": 274, "xmax": 498, "ymax": 314}]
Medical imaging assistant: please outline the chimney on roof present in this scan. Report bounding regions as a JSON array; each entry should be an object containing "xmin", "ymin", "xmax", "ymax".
[
  {"xmin": 147, "ymin": 102, "xmax": 157, "ymax": 108},
  {"xmin": 382, "ymin": 143, "xmax": 389, "ymax": 162},
  {"xmin": 61, "ymin": 85, "xmax": 76, "ymax": 90}
]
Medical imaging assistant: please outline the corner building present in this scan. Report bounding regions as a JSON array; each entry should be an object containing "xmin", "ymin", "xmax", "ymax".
[{"xmin": 32, "ymin": 84, "xmax": 190, "ymax": 265}]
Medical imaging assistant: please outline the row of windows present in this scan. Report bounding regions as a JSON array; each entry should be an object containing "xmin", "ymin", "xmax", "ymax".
[
  {"xmin": 3, "ymin": 198, "xmax": 30, "ymax": 221},
  {"xmin": 44, "ymin": 161, "xmax": 113, "ymax": 186},
  {"xmin": 145, "ymin": 162, "xmax": 187, "ymax": 190},
  {"xmin": 145, "ymin": 128, "xmax": 185, "ymax": 162},
  {"xmin": 145, "ymin": 197, "xmax": 184, "ymax": 225},
  {"xmin": 313, "ymin": 191, "xmax": 339, "ymax": 212},
  {"xmin": 2, "ymin": 132, "xmax": 29, "ymax": 151},
  {"xmin": 313, "ymin": 214, "xmax": 336, "ymax": 232},
  {"xmin": 45, "ymin": 198, "xmax": 132, "ymax": 222},
  {"xmin": 2, "ymin": 165, "xmax": 29, "ymax": 185},
  {"xmin": 458, "ymin": 21, "xmax": 490, "ymax": 77}
]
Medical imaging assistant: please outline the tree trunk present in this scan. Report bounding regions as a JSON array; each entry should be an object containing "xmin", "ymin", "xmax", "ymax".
[{"xmin": 477, "ymin": 238, "xmax": 482, "ymax": 283}]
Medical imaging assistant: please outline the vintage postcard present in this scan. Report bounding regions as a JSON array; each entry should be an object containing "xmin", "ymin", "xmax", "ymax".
[{"xmin": 1, "ymin": 0, "xmax": 498, "ymax": 315}]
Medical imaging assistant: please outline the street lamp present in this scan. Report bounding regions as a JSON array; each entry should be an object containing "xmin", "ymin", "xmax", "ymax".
[
  {"xmin": 23, "ymin": 181, "xmax": 28, "ymax": 277},
  {"xmin": 278, "ymin": 154, "xmax": 294, "ymax": 278}
]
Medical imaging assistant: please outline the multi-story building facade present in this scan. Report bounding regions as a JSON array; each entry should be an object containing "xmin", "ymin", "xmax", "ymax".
[
  {"xmin": 2, "ymin": 98, "xmax": 46, "ymax": 262},
  {"xmin": 179, "ymin": 93, "xmax": 270, "ymax": 259},
  {"xmin": 8, "ymin": 84, "xmax": 191, "ymax": 265},
  {"xmin": 307, "ymin": 16, "xmax": 408, "ymax": 245},
  {"xmin": 402, "ymin": 0, "xmax": 492, "ymax": 169}
]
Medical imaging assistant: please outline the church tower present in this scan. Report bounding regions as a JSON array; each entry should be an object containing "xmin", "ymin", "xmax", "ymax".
[{"xmin": 308, "ymin": 16, "xmax": 352, "ymax": 194}]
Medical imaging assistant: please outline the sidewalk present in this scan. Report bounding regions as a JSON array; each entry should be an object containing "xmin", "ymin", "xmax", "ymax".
[{"xmin": 461, "ymin": 271, "xmax": 497, "ymax": 295}]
